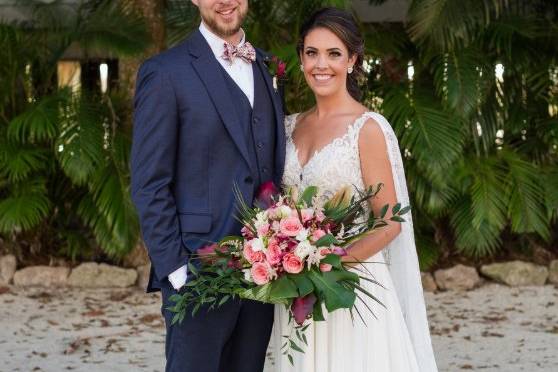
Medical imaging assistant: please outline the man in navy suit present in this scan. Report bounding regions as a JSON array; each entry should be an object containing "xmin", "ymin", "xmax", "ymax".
[{"xmin": 130, "ymin": 0, "xmax": 285, "ymax": 371}]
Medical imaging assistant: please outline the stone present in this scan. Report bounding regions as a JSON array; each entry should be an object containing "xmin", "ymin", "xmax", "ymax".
[
  {"xmin": 434, "ymin": 264, "xmax": 481, "ymax": 291},
  {"xmin": 122, "ymin": 243, "xmax": 150, "ymax": 268},
  {"xmin": 421, "ymin": 272, "xmax": 437, "ymax": 292},
  {"xmin": 480, "ymin": 260, "xmax": 548, "ymax": 286},
  {"xmin": 13, "ymin": 266, "xmax": 70, "ymax": 287},
  {"xmin": 68, "ymin": 262, "xmax": 138, "ymax": 288},
  {"xmin": 137, "ymin": 264, "xmax": 151, "ymax": 289},
  {"xmin": 549, "ymin": 260, "xmax": 558, "ymax": 285},
  {"xmin": 0, "ymin": 254, "xmax": 17, "ymax": 285}
]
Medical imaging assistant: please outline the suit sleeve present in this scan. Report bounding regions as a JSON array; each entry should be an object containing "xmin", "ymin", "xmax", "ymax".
[{"xmin": 130, "ymin": 59, "xmax": 189, "ymax": 282}]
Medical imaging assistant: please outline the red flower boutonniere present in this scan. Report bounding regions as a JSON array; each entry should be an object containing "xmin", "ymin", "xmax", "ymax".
[{"xmin": 264, "ymin": 55, "xmax": 287, "ymax": 92}]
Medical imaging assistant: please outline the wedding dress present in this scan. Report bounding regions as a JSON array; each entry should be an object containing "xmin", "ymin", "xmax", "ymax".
[{"xmin": 267, "ymin": 112, "xmax": 438, "ymax": 372}]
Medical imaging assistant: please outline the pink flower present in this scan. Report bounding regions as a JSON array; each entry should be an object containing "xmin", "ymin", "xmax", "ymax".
[
  {"xmin": 257, "ymin": 223, "xmax": 270, "ymax": 237},
  {"xmin": 283, "ymin": 253, "xmax": 303, "ymax": 274},
  {"xmin": 316, "ymin": 211, "xmax": 325, "ymax": 222},
  {"xmin": 255, "ymin": 181, "xmax": 279, "ymax": 209},
  {"xmin": 311, "ymin": 229, "xmax": 326, "ymax": 242},
  {"xmin": 332, "ymin": 246, "xmax": 347, "ymax": 256},
  {"xmin": 301, "ymin": 208, "xmax": 314, "ymax": 223},
  {"xmin": 265, "ymin": 238, "xmax": 282, "ymax": 265},
  {"xmin": 280, "ymin": 216, "xmax": 303, "ymax": 237},
  {"xmin": 241, "ymin": 226, "xmax": 254, "ymax": 239},
  {"xmin": 277, "ymin": 61, "xmax": 287, "ymax": 78},
  {"xmin": 319, "ymin": 248, "xmax": 331, "ymax": 256},
  {"xmin": 251, "ymin": 262, "xmax": 271, "ymax": 285},
  {"xmin": 243, "ymin": 241, "xmax": 265, "ymax": 263},
  {"xmin": 319, "ymin": 263, "xmax": 332, "ymax": 272}
]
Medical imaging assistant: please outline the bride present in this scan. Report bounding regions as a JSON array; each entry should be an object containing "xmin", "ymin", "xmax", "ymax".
[{"xmin": 268, "ymin": 7, "xmax": 438, "ymax": 372}]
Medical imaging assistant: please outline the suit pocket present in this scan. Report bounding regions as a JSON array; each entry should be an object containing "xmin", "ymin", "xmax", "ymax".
[{"xmin": 178, "ymin": 212, "xmax": 212, "ymax": 234}]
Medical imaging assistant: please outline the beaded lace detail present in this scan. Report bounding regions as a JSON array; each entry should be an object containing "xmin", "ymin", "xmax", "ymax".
[{"xmin": 282, "ymin": 112, "xmax": 373, "ymax": 200}]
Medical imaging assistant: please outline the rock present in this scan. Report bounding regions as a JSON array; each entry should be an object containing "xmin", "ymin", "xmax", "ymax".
[
  {"xmin": 549, "ymin": 260, "xmax": 558, "ymax": 285},
  {"xmin": 480, "ymin": 261, "xmax": 548, "ymax": 286},
  {"xmin": 434, "ymin": 264, "xmax": 481, "ymax": 291},
  {"xmin": 122, "ymin": 243, "xmax": 150, "ymax": 268},
  {"xmin": 0, "ymin": 254, "xmax": 17, "ymax": 285},
  {"xmin": 68, "ymin": 262, "xmax": 138, "ymax": 288},
  {"xmin": 421, "ymin": 272, "xmax": 437, "ymax": 292},
  {"xmin": 13, "ymin": 266, "xmax": 70, "ymax": 287},
  {"xmin": 137, "ymin": 264, "xmax": 151, "ymax": 289}
]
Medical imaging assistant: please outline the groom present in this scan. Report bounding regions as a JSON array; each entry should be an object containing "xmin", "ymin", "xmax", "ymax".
[{"xmin": 130, "ymin": 0, "xmax": 285, "ymax": 371}]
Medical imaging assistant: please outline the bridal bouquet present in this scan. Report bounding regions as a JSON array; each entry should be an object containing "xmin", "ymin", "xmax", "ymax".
[{"xmin": 168, "ymin": 182, "xmax": 410, "ymax": 361}]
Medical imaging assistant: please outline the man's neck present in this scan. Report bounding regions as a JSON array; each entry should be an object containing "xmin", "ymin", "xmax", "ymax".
[{"xmin": 203, "ymin": 21, "xmax": 244, "ymax": 45}]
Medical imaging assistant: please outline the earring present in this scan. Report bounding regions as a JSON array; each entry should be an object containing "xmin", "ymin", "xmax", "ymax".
[
  {"xmin": 348, "ymin": 66, "xmax": 354, "ymax": 74},
  {"xmin": 300, "ymin": 64, "xmax": 304, "ymax": 72}
]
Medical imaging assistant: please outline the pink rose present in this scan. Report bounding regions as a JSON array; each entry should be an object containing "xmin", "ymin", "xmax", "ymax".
[
  {"xmin": 319, "ymin": 263, "xmax": 332, "ymax": 272},
  {"xmin": 251, "ymin": 262, "xmax": 271, "ymax": 285},
  {"xmin": 311, "ymin": 229, "xmax": 326, "ymax": 242},
  {"xmin": 319, "ymin": 248, "xmax": 331, "ymax": 256},
  {"xmin": 265, "ymin": 238, "xmax": 282, "ymax": 266},
  {"xmin": 243, "ymin": 241, "xmax": 265, "ymax": 263},
  {"xmin": 282, "ymin": 253, "xmax": 303, "ymax": 274},
  {"xmin": 316, "ymin": 211, "xmax": 325, "ymax": 222},
  {"xmin": 279, "ymin": 217, "xmax": 303, "ymax": 237}
]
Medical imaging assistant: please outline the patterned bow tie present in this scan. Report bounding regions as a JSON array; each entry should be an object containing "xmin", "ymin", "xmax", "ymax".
[{"xmin": 222, "ymin": 41, "xmax": 256, "ymax": 65}]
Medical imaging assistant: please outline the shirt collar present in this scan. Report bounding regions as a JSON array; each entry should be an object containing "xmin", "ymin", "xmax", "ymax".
[{"xmin": 199, "ymin": 21, "xmax": 246, "ymax": 60}]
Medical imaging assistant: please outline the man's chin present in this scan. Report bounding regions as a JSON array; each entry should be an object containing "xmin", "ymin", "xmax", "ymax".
[{"xmin": 203, "ymin": 15, "xmax": 244, "ymax": 39}]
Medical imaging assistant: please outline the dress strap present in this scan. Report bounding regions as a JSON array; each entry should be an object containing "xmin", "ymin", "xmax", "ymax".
[
  {"xmin": 348, "ymin": 111, "xmax": 375, "ymax": 146},
  {"xmin": 284, "ymin": 113, "xmax": 300, "ymax": 139}
]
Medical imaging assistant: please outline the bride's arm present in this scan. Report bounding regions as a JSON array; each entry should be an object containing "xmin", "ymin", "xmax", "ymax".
[{"xmin": 341, "ymin": 118, "xmax": 401, "ymax": 264}]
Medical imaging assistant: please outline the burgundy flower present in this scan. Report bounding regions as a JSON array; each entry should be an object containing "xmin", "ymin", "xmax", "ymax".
[
  {"xmin": 255, "ymin": 181, "xmax": 279, "ymax": 209},
  {"xmin": 291, "ymin": 294, "xmax": 317, "ymax": 325}
]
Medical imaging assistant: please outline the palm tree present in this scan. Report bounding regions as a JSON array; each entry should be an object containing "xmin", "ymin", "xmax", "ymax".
[
  {"xmin": 0, "ymin": 0, "xmax": 149, "ymax": 262},
  {"xmin": 362, "ymin": 0, "xmax": 558, "ymax": 267}
]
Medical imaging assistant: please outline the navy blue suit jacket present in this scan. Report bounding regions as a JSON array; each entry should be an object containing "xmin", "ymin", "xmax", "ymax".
[{"xmin": 131, "ymin": 30, "xmax": 285, "ymax": 292}]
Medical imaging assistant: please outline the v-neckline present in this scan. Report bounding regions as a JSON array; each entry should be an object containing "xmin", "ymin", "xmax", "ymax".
[{"xmin": 290, "ymin": 111, "xmax": 369, "ymax": 171}]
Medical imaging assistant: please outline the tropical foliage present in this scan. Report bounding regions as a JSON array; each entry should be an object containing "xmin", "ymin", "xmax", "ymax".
[
  {"xmin": 1, "ymin": 0, "xmax": 556, "ymax": 268},
  {"xmin": 362, "ymin": 0, "xmax": 558, "ymax": 266},
  {"xmin": 0, "ymin": 0, "xmax": 148, "ymax": 261}
]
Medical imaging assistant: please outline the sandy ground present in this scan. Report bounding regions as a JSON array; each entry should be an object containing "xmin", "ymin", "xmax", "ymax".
[{"xmin": 0, "ymin": 283, "xmax": 557, "ymax": 372}]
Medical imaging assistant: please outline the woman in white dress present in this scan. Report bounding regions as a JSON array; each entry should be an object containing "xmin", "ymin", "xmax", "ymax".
[{"xmin": 268, "ymin": 8, "xmax": 438, "ymax": 372}]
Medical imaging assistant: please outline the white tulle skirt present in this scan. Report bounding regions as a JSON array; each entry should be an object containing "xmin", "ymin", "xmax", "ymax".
[{"xmin": 266, "ymin": 250, "xmax": 420, "ymax": 372}]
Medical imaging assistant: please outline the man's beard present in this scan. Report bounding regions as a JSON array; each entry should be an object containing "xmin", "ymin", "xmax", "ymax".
[{"xmin": 201, "ymin": 8, "xmax": 248, "ymax": 38}]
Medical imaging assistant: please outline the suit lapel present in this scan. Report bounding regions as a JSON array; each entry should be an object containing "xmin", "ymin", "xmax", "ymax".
[
  {"xmin": 254, "ymin": 52, "xmax": 286, "ymax": 177},
  {"xmin": 188, "ymin": 31, "xmax": 255, "ymax": 174}
]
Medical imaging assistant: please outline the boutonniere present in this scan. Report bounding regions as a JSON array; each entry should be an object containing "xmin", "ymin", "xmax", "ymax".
[{"xmin": 264, "ymin": 55, "xmax": 287, "ymax": 92}]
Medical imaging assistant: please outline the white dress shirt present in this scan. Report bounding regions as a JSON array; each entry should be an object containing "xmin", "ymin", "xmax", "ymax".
[{"xmin": 168, "ymin": 22, "xmax": 256, "ymax": 290}]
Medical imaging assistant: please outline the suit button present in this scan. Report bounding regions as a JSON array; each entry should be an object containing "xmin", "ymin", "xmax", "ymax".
[
  {"xmin": 262, "ymin": 167, "xmax": 268, "ymax": 173},
  {"xmin": 253, "ymin": 117, "xmax": 260, "ymax": 125},
  {"xmin": 244, "ymin": 176, "xmax": 253, "ymax": 184},
  {"xmin": 257, "ymin": 142, "xmax": 263, "ymax": 149}
]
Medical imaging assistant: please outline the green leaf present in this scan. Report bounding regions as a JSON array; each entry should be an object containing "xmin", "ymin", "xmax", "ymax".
[
  {"xmin": 320, "ymin": 254, "xmax": 342, "ymax": 269},
  {"xmin": 314, "ymin": 234, "xmax": 339, "ymax": 247},
  {"xmin": 379, "ymin": 204, "xmax": 389, "ymax": 218},
  {"xmin": 269, "ymin": 275, "xmax": 298, "ymax": 303},
  {"xmin": 308, "ymin": 270, "xmax": 356, "ymax": 312},
  {"xmin": 288, "ymin": 274, "xmax": 314, "ymax": 297},
  {"xmin": 298, "ymin": 185, "xmax": 318, "ymax": 207},
  {"xmin": 239, "ymin": 283, "xmax": 272, "ymax": 303}
]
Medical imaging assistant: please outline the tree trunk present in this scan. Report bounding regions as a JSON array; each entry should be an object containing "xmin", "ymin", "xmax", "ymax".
[{"xmin": 119, "ymin": 0, "xmax": 166, "ymax": 97}]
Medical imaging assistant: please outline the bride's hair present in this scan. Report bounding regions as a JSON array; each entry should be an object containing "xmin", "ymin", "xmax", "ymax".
[{"xmin": 297, "ymin": 7, "xmax": 365, "ymax": 101}]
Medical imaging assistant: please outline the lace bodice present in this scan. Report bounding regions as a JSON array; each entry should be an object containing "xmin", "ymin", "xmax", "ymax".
[{"xmin": 282, "ymin": 112, "xmax": 373, "ymax": 199}]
